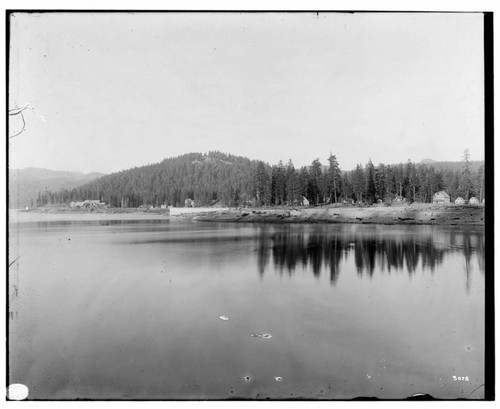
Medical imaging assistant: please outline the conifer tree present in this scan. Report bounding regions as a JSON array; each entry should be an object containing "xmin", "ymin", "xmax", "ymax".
[
  {"xmin": 365, "ymin": 160, "xmax": 376, "ymax": 204},
  {"xmin": 307, "ymin": 159, "xmax": 323, "ymax": 205},
  {"xmin": 327, "ymin": 153, "xmax": 341, "ymax": 203}
]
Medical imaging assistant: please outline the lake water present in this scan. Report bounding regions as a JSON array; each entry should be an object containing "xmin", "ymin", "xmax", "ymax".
[{"xmin": 8, "ymin": 217, "xmax": 485, "ymax": 399}]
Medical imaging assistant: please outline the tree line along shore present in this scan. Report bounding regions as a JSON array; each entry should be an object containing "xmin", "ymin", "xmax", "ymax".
[{"xmin": 33, "ymin": 150, "xmax": 485, "ymax": 211}]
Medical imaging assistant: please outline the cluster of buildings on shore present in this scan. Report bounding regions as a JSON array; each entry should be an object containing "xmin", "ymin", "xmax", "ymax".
[
  {"xmin": 69, "ymin": 200, "xmax": 106, "ymax": 208},
  {"xmin": 69, "ymin": 191, "xmax": 482, "ymax": 210},
  {"xmin": 432, "ymin": 191, "xmax": 483, "ymax": 205}
]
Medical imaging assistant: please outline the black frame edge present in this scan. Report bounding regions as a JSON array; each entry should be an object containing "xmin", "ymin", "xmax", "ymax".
[{"xmin": 483, "ymin": 10, "xmax": 495, "ymax": 402}]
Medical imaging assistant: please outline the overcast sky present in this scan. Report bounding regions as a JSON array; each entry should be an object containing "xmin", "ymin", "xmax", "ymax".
[{"xmin": 9, "ymin": 12, "xmax": 485, "ymax": 174}]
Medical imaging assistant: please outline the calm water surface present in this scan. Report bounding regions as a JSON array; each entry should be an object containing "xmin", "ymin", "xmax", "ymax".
[{"xmin": 8, "ymin": 218, "xmax": 485, "ymax": 399}]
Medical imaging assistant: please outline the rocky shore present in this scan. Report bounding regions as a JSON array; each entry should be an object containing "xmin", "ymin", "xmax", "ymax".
[
  {"xmin": 14, "ymin": 203, "xmax": 485, "ymax": 226},
  {"xmin": 190, "ymin": 204, "xmax": 485, "ymax": 226}
]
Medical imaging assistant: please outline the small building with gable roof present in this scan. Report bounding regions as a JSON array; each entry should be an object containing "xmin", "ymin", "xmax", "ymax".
[{"xmin": 433, "ymin": 191, "xmax": 450, "ymax": 204}]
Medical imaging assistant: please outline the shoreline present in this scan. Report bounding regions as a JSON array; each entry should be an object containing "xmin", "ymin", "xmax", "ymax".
[
  {"xmin": 10, "ymin": 203, "xmax": 485, "ymax": 226},
  {"xmin": 192, "ymin": 204, "xmax": 485, "ymax": 226}
]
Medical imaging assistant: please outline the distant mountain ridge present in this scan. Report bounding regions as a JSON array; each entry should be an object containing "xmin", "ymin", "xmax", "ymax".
[
  {"xmin": 15, "ymin": 167, "xmax": 104, "ymax": 180},
  {"xmin": 418, "ymin": 159, "xmax": 484, "ymax": 173},
  {"xmin": 9, "ymin": 167, "xmax": 105, "ymax": 209}
]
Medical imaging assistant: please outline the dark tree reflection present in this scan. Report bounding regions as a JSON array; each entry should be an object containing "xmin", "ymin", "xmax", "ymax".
[
  {"xmin": 256, "ymin": 226, "xmax": 485, "ymax": 288},
  {"xmin": 257, "ymin": 227, "xmax": 271, "ymax": 277}
]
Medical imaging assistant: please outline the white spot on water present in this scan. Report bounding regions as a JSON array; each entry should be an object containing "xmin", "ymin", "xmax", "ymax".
[
  {"xmin": 7, "ymin": 384, "xmax": 29, "ymax": 400},
  {"xmin": 250, "ymin": 333, "xmax": 272, "ymax": 339},
  {"xmin": 219, "ymin": 315, "xmax": 229, "ymax": 321},
  {"xmin": 275, "ymin": 376, "xmax": 283, "ymax": 382}
]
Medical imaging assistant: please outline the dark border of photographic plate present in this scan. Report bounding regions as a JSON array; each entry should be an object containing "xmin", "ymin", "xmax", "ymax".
[{"xmin": 5, "ymin": 9, "xmax": 494, "ymax": 402}]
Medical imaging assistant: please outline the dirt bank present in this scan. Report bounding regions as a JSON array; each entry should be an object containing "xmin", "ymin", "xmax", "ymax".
[{"xmin": 191, "ymin": 204, "xmax": 485, "ymax": 226}]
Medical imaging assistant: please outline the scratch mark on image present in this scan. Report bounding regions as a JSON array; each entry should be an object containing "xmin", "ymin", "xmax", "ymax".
[{"xmin": 9, "ymin": 256, "xmax": 21, "ymax": 268}]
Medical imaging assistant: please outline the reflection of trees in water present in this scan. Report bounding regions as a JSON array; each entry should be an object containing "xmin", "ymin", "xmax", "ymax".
[
  {"xmin": 268, "ymin": 232, "xmax": 344, "ymax": 282},
  {"xmin": 256, "ymin": 227, "xmax": 484, "ymax": 287},
  {"xmin": 257, "ymin": 229, "xmax": 271, "ymax": 276},
  {"xmin": 476, "ymin": 233, "xmax": 485, "ymax": 273},
  {"xmin": 448, "ymin": 228, "xmax": 485, "ymax": 293}
]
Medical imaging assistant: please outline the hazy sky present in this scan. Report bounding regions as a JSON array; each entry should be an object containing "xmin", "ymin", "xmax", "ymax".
[{"xmin": 9, "ymin": 12, "xmax": 485, "ymax": 174}]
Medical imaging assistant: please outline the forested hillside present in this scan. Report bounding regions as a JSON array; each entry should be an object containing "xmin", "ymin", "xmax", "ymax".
[
  {"xmin": 36, "ymin": 150, "xmax": 485, "ymax": 208},
  {"xmin": 37, "ymin": 152, "xmax": 261, "ymax": 207}
]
